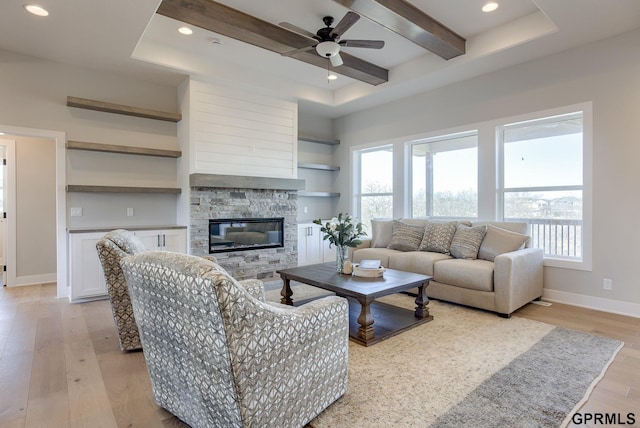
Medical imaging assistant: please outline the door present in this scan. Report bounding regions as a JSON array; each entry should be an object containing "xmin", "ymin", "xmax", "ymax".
[
  {"xmin": 0, "ymin": 140, "xmax": 16, "ymax": 287},
  {"xmin": 0, "ymin": 144, "xmax": 5, "ymax": 285}
]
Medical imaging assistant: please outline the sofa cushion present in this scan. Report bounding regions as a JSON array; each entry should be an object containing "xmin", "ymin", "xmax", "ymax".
[
  {"xmin": 389, "ymin": 251, "xmax": 452, "ymax": 276},
  {"xmin": 450, "ymin": 224, "xmax": 487, "ymax": 259},
  {"xmin": 352, "ymin": 247, "xmax": 399, "ymax": 267},
  {"xmin": 370, "ymin": 219, "xmax": 394, "ymax": 248},
  {"xmin": 434, "ymin": 259, "xmax": 495, "ymax": 292},
  {"xmin": 419, "ymin": 222, "xmax": 457, "ymax": 255},
  {"xmin": 387, "ymin": 220, "xmax": 425, "ymax": 252},
  {"xmin": 478, "ymin": 224, "xmax": 530, "ymax": 262}
]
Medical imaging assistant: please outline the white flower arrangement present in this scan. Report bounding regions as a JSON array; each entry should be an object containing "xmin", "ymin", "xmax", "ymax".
[{"xmin": 313, "ymin": 212, "xmax": 366, "ymax": 248}]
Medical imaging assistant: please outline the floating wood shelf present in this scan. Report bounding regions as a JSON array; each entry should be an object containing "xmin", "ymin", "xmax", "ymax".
[
  {"xmin": 66, "ymin": 185, "xmax": 181, "ymax": 194},
  {"xmin": 67, "ymin": 96, "xmax": 182, "ymax": 122},
  {"xmin": 298, "ymin": 135, "xmax": 340, "ymax": 146},
  {"xmin": 298, "ymin": 191, "xmax": 341, "ymax": 198},
  {"xmin": 66, "ymin": 141, "xmax": 181, "ymax": 158},
  {"xmin": 297, "ymin": 162, "xmax": 340, "ymax": 171}
]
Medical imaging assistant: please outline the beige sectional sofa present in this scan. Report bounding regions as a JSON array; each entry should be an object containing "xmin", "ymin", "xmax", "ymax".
[{"xmin": 352, "ymin": 219, "xmax": 544, "ymax": 317}]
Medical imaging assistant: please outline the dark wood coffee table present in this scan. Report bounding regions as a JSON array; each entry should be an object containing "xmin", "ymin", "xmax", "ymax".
[{"xmin": 276, "ymin": 262, "xmax": 433, "ymax": 346}]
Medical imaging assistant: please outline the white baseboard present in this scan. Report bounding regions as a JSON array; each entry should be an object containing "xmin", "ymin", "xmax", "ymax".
[
  {"xmin": 12, "ymin": 273, "xmax": 57, "ymax": 287},
  {"xmin": 543, "ymin": 288, "xmax": 640, "ymax": 319}
]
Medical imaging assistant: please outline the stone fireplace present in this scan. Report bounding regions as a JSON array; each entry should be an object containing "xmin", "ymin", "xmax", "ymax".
[{"xmin": 189, "ymin": 174, "xmax": 304, "ymax": 280}]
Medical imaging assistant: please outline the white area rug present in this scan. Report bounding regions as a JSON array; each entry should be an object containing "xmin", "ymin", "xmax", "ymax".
[{"xmin": 264, "ymin": 283, "xmax": 623, "ymax": 428}]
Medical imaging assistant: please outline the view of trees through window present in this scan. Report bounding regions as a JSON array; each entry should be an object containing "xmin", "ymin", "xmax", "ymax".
[
  {"xmin": 357, "ymin": 147, "xmax": 393, "ymax": 231},
  {"xmin": 353, "ymin": 108, "xmax": 586, "ymax": 262},
  {"xmin": 501, "ymin": 112, "xmax": 584, "ymax": 259},
  {"xmin": 411, "ymin": 133, "xmax": 478, "ymax": 219}
]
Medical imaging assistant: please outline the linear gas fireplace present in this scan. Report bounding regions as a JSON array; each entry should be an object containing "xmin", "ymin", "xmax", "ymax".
[{"xmin": 209, "ymin": 217, "xmax": 284, "ymax": 253}]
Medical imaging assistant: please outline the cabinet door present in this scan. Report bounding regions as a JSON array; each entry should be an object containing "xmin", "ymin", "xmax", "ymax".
[
  {"xmin": 133, "ymin": 230, "xmax": 162, "ymax": 250},
  {"xmin": 69, "ymin": 232, "xmax": 108, "ymax": 301},
  {"xmin": 297, "ymin": 224, "xmax": 309, "ymax": 265},
  {"xmin": 298, "ymin": 223, "xmax": 323, "ymax": 266},
  {"xmin": 160, "ymin": 229, "xmax": 187, "ymax": 253},
  {"xmin": 322, "ymin": 239, "xmax": 337, "ymax": 263},
  {"xmin": 134, "ymin": 229, "xmax": 187, "ymax": 252}
]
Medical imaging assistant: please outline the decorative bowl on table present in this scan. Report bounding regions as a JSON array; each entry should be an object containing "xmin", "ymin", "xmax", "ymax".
[{"xmin": 353, "ymin": 264, "xmax": 386, "ymax": 278}]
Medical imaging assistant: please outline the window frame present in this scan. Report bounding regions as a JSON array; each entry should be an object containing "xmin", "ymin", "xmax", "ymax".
[
  {"xmin": 352, "ymin": 144, "xmax": 394, "ymax": 230},
  {"xmin": 408, "ymin": 130, "xmax": 479, "ymax": 221},
  {"xmin": 496, "ymin": 103, "xmax": 592, "ymax": 271}
]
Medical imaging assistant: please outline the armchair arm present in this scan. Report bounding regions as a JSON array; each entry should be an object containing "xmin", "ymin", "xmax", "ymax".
[
  {"xmin": 238, "ymin": 279, "xmax": 265, "ymax": 302},
  {"xmin": 494, "ymin": 248, "xmax": 544, "ymax": 315},
  {"xmin": 223, "ymin": 295, "xmax": 349, "ymax": 427}
]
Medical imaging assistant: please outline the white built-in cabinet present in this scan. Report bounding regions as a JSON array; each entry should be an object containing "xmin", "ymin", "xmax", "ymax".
[
  {"xmin": 134, "ymin": 229, "xmax": 187, "ymax": 253},
  {"xmin": 68, "ymin": 227, "xmax": 187, "ymax": 302},
  {"xmin": 297, "ymin": 223, "xmax": 336, "ymax": 266},
  {"xmin": 69, "ymin": 231, "xmax": 108, "ymax": 301}
]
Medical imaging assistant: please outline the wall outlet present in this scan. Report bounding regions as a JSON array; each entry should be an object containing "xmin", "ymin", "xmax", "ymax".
[
  {"xmin": 70, "ymin": 207, "xmax": 82, "ymax": 217},
  {"xmin": 303, "ymin": 206, "xmax": 308, "ymax": 214},
  {"xmin": 126, "ymin": 207, "xmax": 134, "ymax": 217},
  {"xmin": 603, "ymin": 278, "xmax": 613, "ymax": 291}
]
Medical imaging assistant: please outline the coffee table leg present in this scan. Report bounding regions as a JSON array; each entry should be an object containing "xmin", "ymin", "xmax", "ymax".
[
  {"xmin": 357, "ymin": 298, "xmax": 375, "ymax": 341},
  {"xmin": 414, "ymin": 281, "xmax": 430, "ymax": 318},
  {"xmin": 280, "ymin": 276, "xmax": 293, "ymax": 306}
]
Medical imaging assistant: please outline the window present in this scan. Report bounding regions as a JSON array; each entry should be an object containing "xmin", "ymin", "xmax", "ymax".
[
  {"xmin": 410, "ymin": 132, "xmax": 478, "ymax": 219},
  {"xmin": 499, "ymin": 112, "xmax": 584, "ymax": 260},
  {"xmin": 354, "ymin": 146, "xmax": 393, "ymax": 230}
]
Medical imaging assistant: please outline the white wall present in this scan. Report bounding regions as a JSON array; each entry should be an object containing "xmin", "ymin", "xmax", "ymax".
[
  {"xmin": 13, "ymin": 136, "xmax": 56, "ymax": 278},
  {"xmin": 334, "ymin": 29, "xmax": 640, "ymax": 312},
  {"xmin": 0, "ymin": 49, "xmax": 181, "ymax": 229},
  {"xmin": 182, "ymin": 79, "xmax": 298, "ymax": 179}
]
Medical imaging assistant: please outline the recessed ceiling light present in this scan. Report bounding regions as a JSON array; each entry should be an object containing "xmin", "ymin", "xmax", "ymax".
[
  {"xmin": 328, "ymin": 74, "xmax": 338, "ymax": 81},
  {"xmin": 178, "ymin": 26, "xmax": 193, "ymax": 35},
  {"xmin": 482, "ymin": 2, "xmax": 499, "ymax": 13},
  {"xmin": 24, "ymin": 4, "xmax": 49, "ymax": 16}
]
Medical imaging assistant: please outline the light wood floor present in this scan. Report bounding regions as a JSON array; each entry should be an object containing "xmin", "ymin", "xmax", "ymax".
[{"xmin": 0, "ymin": 283, "xmax": 638, "ymax": 428}]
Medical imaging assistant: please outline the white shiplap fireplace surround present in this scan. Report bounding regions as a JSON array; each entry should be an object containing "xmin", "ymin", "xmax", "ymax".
[
  {"xmin": 178, "ymin": 79, "xmax": 301, "ymax": 280},
  {"xmin": 188, "ymin": 174, "xmax": 304, "ymax": 280}
]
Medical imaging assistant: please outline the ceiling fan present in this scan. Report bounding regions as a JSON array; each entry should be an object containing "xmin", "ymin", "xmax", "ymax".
[{"xmin": 279, "ymin": 11, "xmax": 384, "ymax": 67}]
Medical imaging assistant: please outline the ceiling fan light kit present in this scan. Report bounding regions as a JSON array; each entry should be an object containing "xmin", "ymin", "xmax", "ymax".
[{"xmin": 316, "ymin": 41, "xmax": 340, "ymax": 58}]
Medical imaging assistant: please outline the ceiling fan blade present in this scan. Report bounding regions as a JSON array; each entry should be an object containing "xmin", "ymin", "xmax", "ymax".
[
  {"xmin": 340, "ymin": 40, "xmax": 385, "ymax": 49},
  {"xmin": 281, "ymin": 45, "xmax": 316, "ymax": 57},
  {"xmin": 279, "ymin": 22, "xmax": 319, "ymax": 41},
  {"xmin": 330, "ymin": 11, "xmax": 359, "ymax": 38},
  {"xmin": 330, "ymin": 53, "xmax": 344, "ymax": 67}
]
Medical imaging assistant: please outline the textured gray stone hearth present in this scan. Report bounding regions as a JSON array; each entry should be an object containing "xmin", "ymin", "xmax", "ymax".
[{"xmin": 190, "ymin": 185, "xmax": 298, "ymax": 280}]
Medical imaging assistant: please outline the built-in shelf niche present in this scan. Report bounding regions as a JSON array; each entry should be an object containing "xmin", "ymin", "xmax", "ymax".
[{"xmin": 298, "ymin": 135, "xmax": 341, "ymax": 198}]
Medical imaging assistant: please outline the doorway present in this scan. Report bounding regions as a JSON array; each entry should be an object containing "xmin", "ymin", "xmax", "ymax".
[{"xmin": 0, "ymin": 126, "xmax": 66, "ymax": 296}]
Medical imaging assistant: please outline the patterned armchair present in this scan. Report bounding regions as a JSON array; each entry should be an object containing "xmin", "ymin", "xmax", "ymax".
[
  {"xmin": 120, "ymin": 251, "xmax": 349, "ymax": 428},
  {"xmin": 96, "ymin": 229, "xmax": 147, "ymax": 351}
]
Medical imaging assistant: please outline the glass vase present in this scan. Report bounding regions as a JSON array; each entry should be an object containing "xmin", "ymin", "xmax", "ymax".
[{"xmin": 336, "ymin": 244, "xmax": 348, "ymax": 274}]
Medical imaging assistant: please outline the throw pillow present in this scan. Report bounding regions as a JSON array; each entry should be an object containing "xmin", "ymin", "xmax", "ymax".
[
  {"xmin": 419, "ymin": 222, "xmax": 457, "ymax": 255},
  {"xmin": 370, "ymin": 219, "xmax": 394, "ymax": 248},
  {"xmin": 478, "ymin": 224, "xmax": 530, "ymax": 261},
  {"xmin": 449, "ymin": 224, "xmax": 488, "ymax": 259},
  {"xmin": 387, "ymin": 220, "xmax": 425, "ymax": 252}
]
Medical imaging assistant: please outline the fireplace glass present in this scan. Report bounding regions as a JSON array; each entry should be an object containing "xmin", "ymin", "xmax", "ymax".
[{"xmin": 209, "ymin": 217, "xmax": 284, "ymax": 253}]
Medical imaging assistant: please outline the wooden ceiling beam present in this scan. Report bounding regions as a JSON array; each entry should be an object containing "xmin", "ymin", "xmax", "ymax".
[
  {"xmin": 333, "ymin": 0, "xmax": 466, "ymax": 60},
  {"xmin": 157, "ymin": 0, "xmax": 388, "ymax": 85}
]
